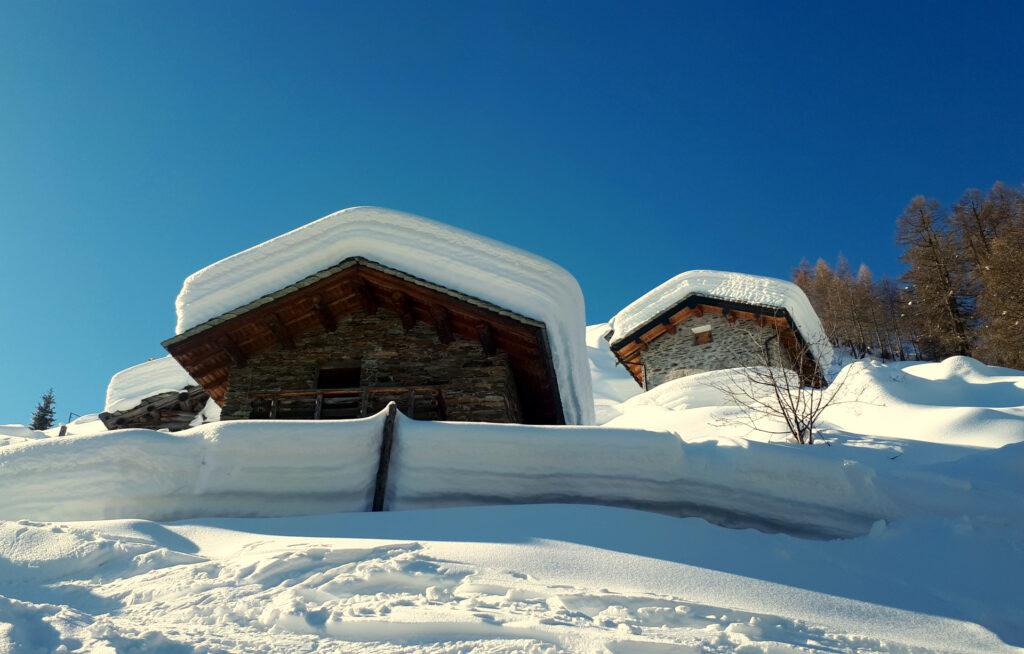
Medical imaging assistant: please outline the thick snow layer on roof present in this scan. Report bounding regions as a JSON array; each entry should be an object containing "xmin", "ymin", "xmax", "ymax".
[
  {"xmin": 174, "ymin": 206, "xmax": 594, "ymax": 424},
  {"xmin": 608, "ymin": 269, "xmax": 834, "ymax": 371},
  {"xmin": 104, "ymin": 356, "xmax": 198, "ymax": 413}
]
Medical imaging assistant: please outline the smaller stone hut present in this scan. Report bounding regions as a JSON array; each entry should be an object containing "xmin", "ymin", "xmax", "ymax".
[{"xmin": 606, "ymin": 270, "xmax": 833, "ymax": 390}]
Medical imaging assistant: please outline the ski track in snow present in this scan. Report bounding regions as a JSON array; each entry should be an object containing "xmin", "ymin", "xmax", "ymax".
[{"xmin": 0, "ymin": 516, "xmax": 956, "ymax": 654}]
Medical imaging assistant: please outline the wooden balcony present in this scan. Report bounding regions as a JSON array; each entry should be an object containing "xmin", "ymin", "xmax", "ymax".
[{"xmin": 248, "ymin": 386, "xmax": 446, "ymax": 421}]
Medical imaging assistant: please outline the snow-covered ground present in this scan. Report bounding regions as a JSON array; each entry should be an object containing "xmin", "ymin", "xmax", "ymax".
[
  {"xmin": 1, "ymin": 328, "xmax": 1022, "ymax": 652},
  {"xmin": 1, "ymin": 504, "xmax": 1019, "ymax": 653}
]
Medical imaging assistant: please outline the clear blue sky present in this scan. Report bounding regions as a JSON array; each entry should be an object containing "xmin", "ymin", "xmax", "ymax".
[{"xmin": 1, "ymin": 1, "xmax": 1021, "ymax": 423}]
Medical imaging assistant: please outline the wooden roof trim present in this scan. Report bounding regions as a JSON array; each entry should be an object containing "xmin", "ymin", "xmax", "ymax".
[
  {"xmin": 609, "ymin": 295, "xmax": 825, "ymax": 386},
  {"xmin": 611, "ymin": 297, "xmax": 797, "ymax": 353},
  {"xmin": 163, "ymin": 257, "xmax": 544, "ymax": 348}
]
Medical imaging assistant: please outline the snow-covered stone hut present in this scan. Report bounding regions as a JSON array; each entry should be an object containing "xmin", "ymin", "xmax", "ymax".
[
  {"xmin": 606, "ymin": 270, "xmax": 833, "ymax": 390},
  {"xmin": 162, "ymin": 207, "xmax": 594, "ymax": 425},
  {"xmin": 99, "ymin": 356, "xmax": 211, "ymax": 431}
]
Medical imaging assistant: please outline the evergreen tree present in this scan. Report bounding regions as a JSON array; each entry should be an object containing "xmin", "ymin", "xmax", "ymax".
[{"xmin": 30, "ymin": 388, "xmax": 57, "ymax": 431}]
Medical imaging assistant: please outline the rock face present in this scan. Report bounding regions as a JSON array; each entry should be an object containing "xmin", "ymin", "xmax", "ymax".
[
  {"xmin": 220, "ymin": 308, "xmax": 521, "ymax": 423},
  {"xmin": 640, "ymin": 313, "xmax": 789, "ymax": 388}
]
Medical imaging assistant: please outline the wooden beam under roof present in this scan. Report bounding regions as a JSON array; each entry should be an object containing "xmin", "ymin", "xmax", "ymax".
[
  {"xmin": 476, "ymin": 321, "xmax": 497, "ymax": 355},
  {"xmin": 216, "ymin": 334, "xmax": 247, "ymax": 367},
  {"xmin": 430, "ymin": 304, "xmax": 454, "ymax": 344},
  {"xmin": 353, "ymin": 276, "xmax": 378, "ymax": 314},
  {"xmin": 311, "ymin": 295, "xmax": 338, "ymax": 333},
  {"xmin": 266, "ymin": 313, "xmax": 295, "ymax": 349},
  {"xmin": 392, "ymin": 291, "xmax": 417, "ymax": 331}
]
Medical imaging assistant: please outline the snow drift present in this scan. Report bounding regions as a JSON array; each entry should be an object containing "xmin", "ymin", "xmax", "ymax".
[
  {"xmin": 607, "ymin": 269, "xmax": 834, "ymax": 373},
  {"xmin": 171, "ymin": 206, "xmax": 595, "ymax": 424}
]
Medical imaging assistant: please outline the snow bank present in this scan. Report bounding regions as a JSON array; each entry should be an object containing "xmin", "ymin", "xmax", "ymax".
[
  {"xmin": 4, "ymin": 505, "xmax": 1019, "ymax": 652},
  {"xmin": 825, "ymin": 357, "xmax": 1024, "ymax": 449},
  {"xmin": 104, "ymin": 355, "xmax": 198, "ymax": 413},
  {"xmin": 3, "ymin": 394, "xmax": 1019, "ymax": 536},
  {"xmin": 608, "ymin": 269, "xmax": 834, "ymax": 372},
  {"xmin": 0, "ymin": 414, "xmax": 385, "ymax": 522},
  {"xmin": 173, "ymin": 206, "xmax": 594, "ymax": 424},
  {"xmin": 386, "ymin": 415, "xmax": 923, "ymax": 537},
  {"xmin": 0, "ymin": 424, "xmax": 47, "ymax": 448},
  {"xmin": 586, "ymin": 323, "xmax": 642, "ymax": 422}
]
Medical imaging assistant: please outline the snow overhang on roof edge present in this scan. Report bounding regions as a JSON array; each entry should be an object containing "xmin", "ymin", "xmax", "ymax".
[{"xmin": 168, "ymin": 207, "xmax": 596, "ymax": 425}]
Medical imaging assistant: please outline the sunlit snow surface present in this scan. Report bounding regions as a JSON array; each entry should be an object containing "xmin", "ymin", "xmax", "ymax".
[
  {"xmin": 1, "ymin": 505, "xmax": 1019, "ymax": 653},
  {"xmin": 1, "ymin": 333, "xmax": 1022, "ymax": 651}
]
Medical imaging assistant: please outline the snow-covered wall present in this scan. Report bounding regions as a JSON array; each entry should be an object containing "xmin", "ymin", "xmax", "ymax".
[
  {"xmin": 0, "ymin": 409, "xmax": 991, "ymax": 537},
  {"xmin": 608, "ymin": 270, "xmax": 834, "ymax": 373},
  {"xmin": 105, "ymin": 356, "xmax": 198, "ymax": 413},
  {"xmin": 0, "ymin": 415, "xmax": 385, "ymax": 522},
  {"xmin": 172, "ymin": 207, "xmax": 594, "ymax": 425}
]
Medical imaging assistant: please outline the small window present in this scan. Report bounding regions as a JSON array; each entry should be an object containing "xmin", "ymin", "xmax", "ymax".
[
  {"xmin": 317, "ymin": 362, "xmax": 361, "ymax": 389},
  {"xmin": 692, "ymin": 324, "xmax": 713, "ymax": 345}
]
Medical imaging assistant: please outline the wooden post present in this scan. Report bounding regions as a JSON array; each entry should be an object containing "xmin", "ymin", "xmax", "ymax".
[
  {"xmin": 407, "ymin": 388, "xmax": 416, "ymax": 418},
  {"xmin": 372, "ymin": 402, "xmax": 398, "ymax": 512},
  {"xmin": 359, "ymin": 387, "xmax": 369, "ymax": 417},
  {"xmin": 314, "ymin": 392, "xmax": 323, "ymax": 420},
  {"xmin": 436, "ymin": 388, "xmax": 447, "ymax": 420}
]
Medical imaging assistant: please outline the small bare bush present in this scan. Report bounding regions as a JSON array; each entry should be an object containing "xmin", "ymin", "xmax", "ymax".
[{"xmin": 709, "ymin": 328, "xmax": 858, "ymax": 444}]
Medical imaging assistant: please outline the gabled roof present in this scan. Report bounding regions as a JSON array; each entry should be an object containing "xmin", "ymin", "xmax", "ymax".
[
  {"xmin": 165, "ymin": 207, "xmax": 594, "ymax": 424},
  {"xmin": 607, "ymin": 270, "xmax": 834, "ymax": 382},
  {"xmin": 163, "ymin": 258, "xmax": 568, "ymax": 424}
]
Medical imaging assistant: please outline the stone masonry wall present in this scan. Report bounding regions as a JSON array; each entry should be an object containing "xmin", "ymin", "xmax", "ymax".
[
  {"xmin": 640, "ymin": 313, "xmax": 790, "ymax": 388},
  {"xmin": 221, "ymin": 310, "xmax": 521, "ymax": 423}
]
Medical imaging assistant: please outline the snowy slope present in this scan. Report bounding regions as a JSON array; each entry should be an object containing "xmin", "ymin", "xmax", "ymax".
[
  {"xmin": 0, "ymin": 505, "xmax": 1018, "ymax": 653},
  {"xmin": 607, "ymin": 269, "xmax": 834, "ymax": 372},
  {"xmin": 173, "ymin": 206, "xmax": 594, "ymax": 424},
  {"xmin": 0, "ymin": 424, "xmax": 47, "ymax": 449},
  {"xmin": 104, "ymin": 355, "xmax": 198, "ymax": 413},
  {"xmin": 0, "ymin": 330, "xmax": 1022, "ymax": 651}
]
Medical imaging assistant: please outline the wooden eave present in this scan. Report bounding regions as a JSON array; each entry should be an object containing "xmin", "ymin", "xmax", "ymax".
[
  {"xmin": 608, "ymin": 296, "xmax": 820, "ymax": 386},
  {"xmin": 162, "ymin": 257, "xmax": 566, "ymax": 424}
]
